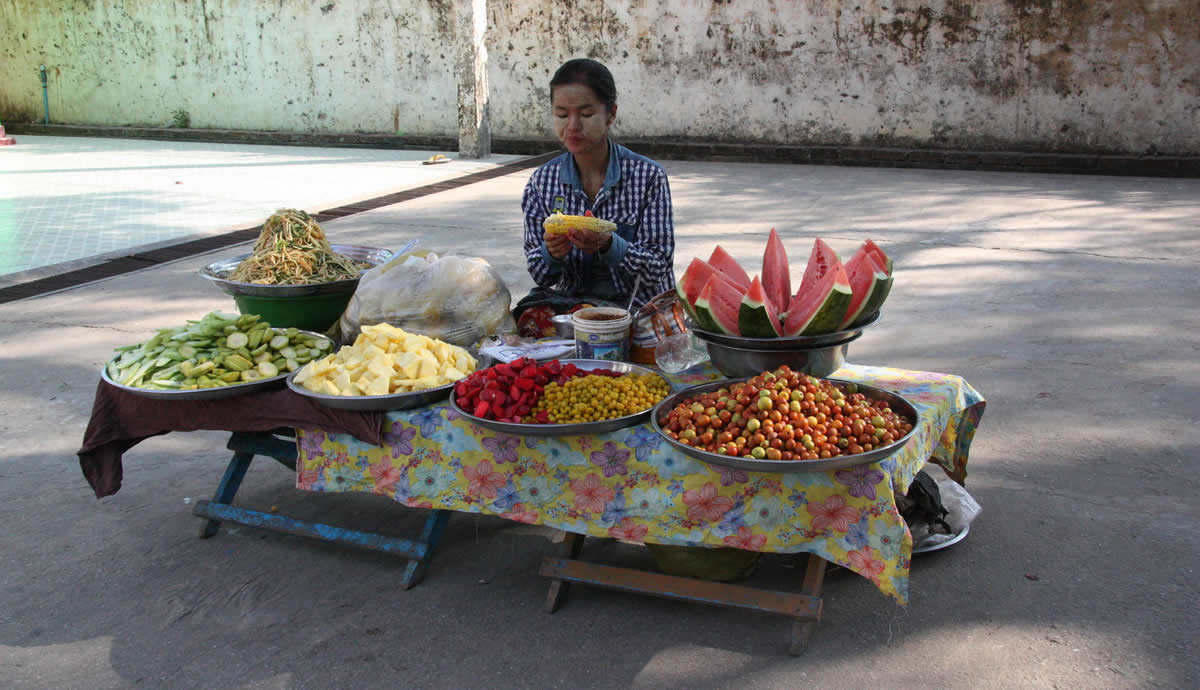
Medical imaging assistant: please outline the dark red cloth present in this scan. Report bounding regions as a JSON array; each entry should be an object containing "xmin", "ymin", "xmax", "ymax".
[{"xmin": 78, "ymin": 380, "xmax": 387, "ymax": 498}]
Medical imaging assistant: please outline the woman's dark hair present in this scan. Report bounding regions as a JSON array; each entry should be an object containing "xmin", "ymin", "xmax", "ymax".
[{"xmin": 550, "ymin": 58, "xmax": 617, "ymax": 112}]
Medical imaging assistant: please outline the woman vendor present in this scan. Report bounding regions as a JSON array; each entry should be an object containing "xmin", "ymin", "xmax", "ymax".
[{"xmin": 516, "ymin": 58, "xmax": 676, "ymax": 338}]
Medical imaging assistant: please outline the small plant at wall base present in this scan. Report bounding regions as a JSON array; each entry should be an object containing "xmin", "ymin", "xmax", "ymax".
[{"xmin": 171, "ymin": 109, "xmax": 190, "ymax": 128}]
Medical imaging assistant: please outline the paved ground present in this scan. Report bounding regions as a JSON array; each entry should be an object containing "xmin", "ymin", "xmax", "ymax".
[
  {"xmin": 0, "ymin": 138, "xmax": 1198, "ymax": 689},
  {"xmin": 0, "ymin": 135, "xmax": 521, "ymax": 285}
]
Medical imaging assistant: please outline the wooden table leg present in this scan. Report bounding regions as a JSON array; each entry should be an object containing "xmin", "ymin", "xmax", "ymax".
[
  {"xmin": 543, "ymin": 532, "xmax": 586, "ymax": 613},
  {"xmin": 198, "ymin": 450, "xmax": 253, "ymax": 538},
  {"xmin": 400, "ymin": 509, "xmax": 452, "ymax": 590},
  {"xmin": 192, "ymin": 432, "xmax": 449, "ymax": 590},
  {"xmin": 789, "ymin": 553, "xmax": 828, "ymax": 655}
]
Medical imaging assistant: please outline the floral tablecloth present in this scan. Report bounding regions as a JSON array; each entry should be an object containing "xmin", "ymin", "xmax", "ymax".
[{"xmin": 296, "ymin": 363, "xmax": 986, "ymax": 604}]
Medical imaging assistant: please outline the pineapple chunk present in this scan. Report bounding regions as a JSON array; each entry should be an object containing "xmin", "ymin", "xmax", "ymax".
[
  {"xmin": 431, "ymin": 341, "xmax": 452, "ymax": 365},
  {"xmin": 453, "ymin": 349, "xmax": 476, "ymax": 373},
  {"xmin": 294, "ymin": 323, "xmax": 477, "ymax": 397},
  {"xmin": 390, "ymin": 352, "xmax": 416, "ymax": 379},
  {"xmin": 311, "ymin": 355, "xmax": 339, "ymax": 376},
  {"xmin": 402, "ymin": 333, "xmax": 427, "ymax": 354},
  {"xmin": 363, "ymin": 373, "xmax": 390, "ymax": 396},
  {"xmin": 367, "ymin": 354, "xmax": 394, "ymax": 380},
  {"xmin": 441, "ymin": 366, "xmax": 466, "ymax": 383},
  {"xmin": 294, "ymin": 362, "xmax": 315, "ymax": 385},
  {"xmin": 417, "ymin": 352, "xmax": 440, "ymax": 378},
  {"xmin": 410, "ymin": 375, "xmax": 443, "ymax": 390},
  {"xmin": 334, "ymin": 369, "xmax": 354, "ymax": 394}
]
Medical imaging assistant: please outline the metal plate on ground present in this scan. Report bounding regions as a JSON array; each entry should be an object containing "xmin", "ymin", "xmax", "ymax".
[
  {"xmin": 286, "ymin": 353, "xmax": 493, "ymax": 412},
  {"xmin": 100, "ymin": 329, "xmax": 334, "ymax": 401},
  {"xmin": 449, "ymin": 359, "xmax": 670, "ymax": 436},
  {"xmin": 650, "ymin": 376, "xmax": 918, "ymax": 473},
  {"xmin": 913, "ymin": 524, "xmax": 970, "ymax": 554},
  {"xmin": 690, "ymin": 310, "xmax": 880, "ymax": 351}
]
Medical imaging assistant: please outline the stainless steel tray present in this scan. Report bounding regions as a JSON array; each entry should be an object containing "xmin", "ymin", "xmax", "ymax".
[
  {"xmin": 650, "ymin": 376, "xmax": 918, "ymax": 473},
  {"xmin": 704, "ymin": 334, "xmax": 860, "ymax": 379},
  {"xmin": 690, "ymin": 310, "xmax": 880, "ymax": 350},
  {"xmin": 199, "ymin": 244, "xmax": 393, "ymax": 297},
  {"xmin": 913, "ymin": 524, "xmax": 970, "ymax": 554},
  {"xmin": 286, "ymin": 353, "xmax": 493, "ymax": 412},
  {"xmin": 448, "ymin": 359, "xmax": 670, "ymax": 436},
  {"xmin": 100, "ymin": 329, "xmax": 334, "ymax": 401}
]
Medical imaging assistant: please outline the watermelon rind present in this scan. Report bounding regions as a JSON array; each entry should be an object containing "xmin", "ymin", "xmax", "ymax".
[
  {"xmin": 839, "ymin": 253, "xmax": 890, "ymax": 330},
  {"xmin": 738, "ymin": 276, "xmax": 783, "ymax": 337},
  {"xmin": 677, "ymin": 283, "xmax": 718, "ymax": 331},
  {"xmin": 783, "ymin": 266, "xmax": 853, "ymax": 336},
  {"xmin": 863, "ymin": 239, "xmax": 893, "ymax": 275},
  {"xmin": 694, "ymin": 273, "xmax": 742, "ymax": 336},
  {"xmin": 850, "ymin": 272, "xmax": 893, "ymax": 327},
  {"xmin": 677, "ymin": 258, "xmax": 720, "ymax": 330}
]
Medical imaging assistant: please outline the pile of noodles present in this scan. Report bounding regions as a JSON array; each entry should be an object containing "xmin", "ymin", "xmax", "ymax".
[{"xmin": 229, "ymin": 209, "xmax": 369, "ymax": 285}]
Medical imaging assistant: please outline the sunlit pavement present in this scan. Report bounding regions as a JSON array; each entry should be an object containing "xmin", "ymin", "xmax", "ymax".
[{"xmin": 0, "ymin": 135, "xmax": 522, "ymax": 282}]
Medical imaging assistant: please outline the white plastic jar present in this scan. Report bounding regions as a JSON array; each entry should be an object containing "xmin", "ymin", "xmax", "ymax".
[{"xmin": 571, "ymin": 307, "xmax": 632, "ymax": 361}]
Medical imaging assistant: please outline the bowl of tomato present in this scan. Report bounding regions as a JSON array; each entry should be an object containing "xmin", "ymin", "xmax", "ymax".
[{"xmin": 651, "ymin": 365, "xmax": 918, "ymax": 473}]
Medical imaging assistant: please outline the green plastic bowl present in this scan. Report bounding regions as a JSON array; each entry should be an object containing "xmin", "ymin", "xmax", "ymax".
[
  {"xmin": 200, "ymin": 244, "xmax": 394, "ymax": 333},
  {"xmin": 232, "ymin": 292, "xmax": 354, "ymax": 333}
]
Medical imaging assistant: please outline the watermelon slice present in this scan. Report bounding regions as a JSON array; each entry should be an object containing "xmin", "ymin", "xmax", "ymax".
[
  {"xmin": 738, "ymin": 276, "xmax": 784, "ymax": 337},
  {"xmin": 676, "ymin": 258, "xmax": 720, "ymax": 330},
  {"xmin": 782, "ymin": 263, "xmax": 853, "ymax": 336},
  {"xmin": 862, "ymin": 239, "xmax": 893, "ymax": 275},
  {"xmin": 694, "ymin": 272, "xmax": 743, "ymax": 335},
  {"xmin": 798, "ymin": 238, "xmax": 840, "ymax": 289},
  {"xmin": 840, "ymin": 250, "xmax": 891, "ymax": 329},
  {"xmin": 761, "ymin": 228, "xmax": 791, "ymax": 312},
  {"xmin": 707, "ymin": 245, "xmax": 751, "ymax": 290},
  {"xmin": 852, "ymin": 240, "xmax": 894, "ymax": 326}
]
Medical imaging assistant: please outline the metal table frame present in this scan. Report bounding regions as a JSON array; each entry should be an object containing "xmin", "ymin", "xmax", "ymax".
[{"xmin": 191, "ymin": 429, "xmax": 451, "ymax": 590}]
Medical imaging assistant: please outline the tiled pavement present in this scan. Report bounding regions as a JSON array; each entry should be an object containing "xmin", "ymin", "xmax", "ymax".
[{"xmin": 0, "ymin": 135, "xmax": 523, "ymax": 284}]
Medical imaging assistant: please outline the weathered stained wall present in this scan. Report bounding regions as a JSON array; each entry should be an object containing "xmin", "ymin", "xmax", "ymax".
[
  {"xmin": 0, "ymin": 0, "xmax": 460, "ymax": 134},
  {"xmin": 2, "ymin": 1, "xmax": 1198, "ymax": 154},
  {"xmin": 488, "ymin": 0, "xmax": 1200, "ymax": 154}
]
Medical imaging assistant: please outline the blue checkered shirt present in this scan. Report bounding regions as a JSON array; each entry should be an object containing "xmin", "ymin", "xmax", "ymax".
[{"xmin": 522, "ymin": 140, "xmax": 675, "ymax": 310}]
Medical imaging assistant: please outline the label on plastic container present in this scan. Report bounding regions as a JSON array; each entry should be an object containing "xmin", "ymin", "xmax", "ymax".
[
  {"xmin": 571, "ymin": 308, "xmax": 631, "ymax": 362},
  {"xmin": 575, "ymin": 334, "xmax": 627, "ymax": 361}
]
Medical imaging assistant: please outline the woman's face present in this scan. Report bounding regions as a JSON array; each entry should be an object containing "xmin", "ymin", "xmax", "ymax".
[{"xmin": 552, "ymin": 83, "xmax": 615, "ymax": 157}]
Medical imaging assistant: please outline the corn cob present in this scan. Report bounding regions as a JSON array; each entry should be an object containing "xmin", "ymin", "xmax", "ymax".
[{"xmin": 542, "ymin": 213, "xmax": 616, "ymax": 235}]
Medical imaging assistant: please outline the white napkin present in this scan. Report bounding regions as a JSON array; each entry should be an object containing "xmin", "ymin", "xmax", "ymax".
[{"xmin": 479, "ymin": 339, "xmax": 575, "ymax": 363}]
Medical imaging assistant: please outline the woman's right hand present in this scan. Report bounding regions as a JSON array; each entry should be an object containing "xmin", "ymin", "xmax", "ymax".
[{"xmin": 544, "ymin": 231, "xmax": 572, "ymax": 259}]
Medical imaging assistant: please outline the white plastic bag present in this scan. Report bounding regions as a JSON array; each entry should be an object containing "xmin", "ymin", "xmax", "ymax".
[{"xmin": 336, "ymin": 244, "xmax": 516, "ymax": 347}]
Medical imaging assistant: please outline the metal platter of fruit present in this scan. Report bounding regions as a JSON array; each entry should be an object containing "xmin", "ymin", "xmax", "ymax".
[
  {"xmin": 651, "ymin": 366, "xmax": 917, "ymax": 473},
  {"xmin": 286, "ymin": 323, "xmax": 491, "ymax": 412},
  {"xmin": 449, "ymin": 358, "xmax": 672, "ymax": 437},
  {"xmin": 101, "ymin": 311, "xmax": 334, "ymax": 401}
]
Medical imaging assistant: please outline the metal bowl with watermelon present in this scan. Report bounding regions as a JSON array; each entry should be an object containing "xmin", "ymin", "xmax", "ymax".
[{"xmin": 676, "ymin": 233, "xmax": 893, "ymax": 378}]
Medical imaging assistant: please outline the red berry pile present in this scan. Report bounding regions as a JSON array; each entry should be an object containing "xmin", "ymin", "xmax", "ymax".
[{"xmin": 453, "ymin": 358, "xmax": 620, "ymax": 424}]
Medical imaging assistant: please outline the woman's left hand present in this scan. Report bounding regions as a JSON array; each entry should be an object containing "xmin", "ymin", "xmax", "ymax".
[{"xmin": 568, "ymin": 227, "xmax": 613, "ymax": 254}]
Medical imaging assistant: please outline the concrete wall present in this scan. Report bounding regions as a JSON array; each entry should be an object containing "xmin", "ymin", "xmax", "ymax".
[
  {"xmin": 0, "ymin": 0, "xmax": 460, "ymax": 135},
  {"xmin": 2, "ymin": 0, "xmax": 1198, "ymax": 155}
]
